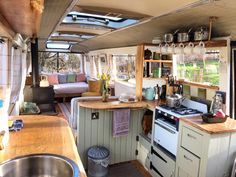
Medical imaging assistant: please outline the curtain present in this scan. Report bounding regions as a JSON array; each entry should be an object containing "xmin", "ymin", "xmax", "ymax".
[
  {"xmin": 0, "ymin": 40, "xmax": 9, "ymax": 86},
  {"xmin": 10, "ymin": 47, "xmax": 22, "ymax": 103},
  {"xmin": 89, "ymin": 55, "xmax": 97, "ymax": 78}
]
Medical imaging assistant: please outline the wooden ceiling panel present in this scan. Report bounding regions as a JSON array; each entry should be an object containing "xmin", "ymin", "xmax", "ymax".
[
  {"xmin": 71, "ymin": 0, "xmax": 236, "ymax": 51},
  {"xmin": 0, "ymin": 0, "xmax": 44, "ymax": 37}
]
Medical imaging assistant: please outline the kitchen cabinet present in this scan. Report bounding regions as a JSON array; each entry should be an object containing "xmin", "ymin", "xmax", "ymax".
[
  {"xmin": 150, "ymin": 145, "xmax": 175, "ymax": 177},
  {"xmin": 175, "ymin": 119, "xmax": 236, "ymax": 177}
]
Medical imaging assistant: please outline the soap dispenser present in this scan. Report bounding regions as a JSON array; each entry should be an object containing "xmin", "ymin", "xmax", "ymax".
[{"xmin": 0, "ymin": 99, "xmax": 9, "ymax": 150}]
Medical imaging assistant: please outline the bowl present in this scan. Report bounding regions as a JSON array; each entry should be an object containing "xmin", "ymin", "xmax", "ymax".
[{"xmin": 202, "ymin": 113, "xmax": 227, "ymax": 123}]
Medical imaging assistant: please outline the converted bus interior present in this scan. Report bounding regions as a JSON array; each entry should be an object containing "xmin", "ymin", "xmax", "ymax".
[{"xmin": 1, "ymin": 0, "xmax": 236, "ymax": 177}]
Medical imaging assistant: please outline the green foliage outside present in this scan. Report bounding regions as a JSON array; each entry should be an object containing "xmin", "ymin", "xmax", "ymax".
[{"xmin": 177, "ymin": 59, "xmax": 219, "ymax": 85}]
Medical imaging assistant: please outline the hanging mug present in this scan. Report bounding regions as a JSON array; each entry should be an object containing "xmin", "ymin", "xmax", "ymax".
[
  {"xmin": 40, "ymin": 75, "xmax": 49, "ymax": 87},
  {"xmin": 156, "ymin": 44, "xmax": 162, "ymax": 53},
  {"xmin": 175, "ymin": 43, "xmax": 184, "ymax": 54},
  {"xmin": 193, "ymin": 41, "xmax": 206, "ymax": 55},
  {"xmin": 184, "ymin": 42, "xmax": 194, "ymax": 55},
  {"xmin": 167, "ymin": 43, "xmax": 176, "ymax": 54},
  {"xmin": 162, "ymin": 43, "xmax": 169, "ymax": 54}
]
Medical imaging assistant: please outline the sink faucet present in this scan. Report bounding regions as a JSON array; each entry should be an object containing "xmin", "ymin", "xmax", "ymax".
[{"xmin": 0, "ymin": 131, "xmax": 6, "ymax": 150}]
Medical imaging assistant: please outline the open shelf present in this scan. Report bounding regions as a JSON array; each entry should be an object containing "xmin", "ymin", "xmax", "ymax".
[
  {"xmin": 144, "ymin": 59, "xmax": 172, "ymax": 63},
  {"xmin": 179, "ymin": 80, "xmax": 220, "ymax": 90},
  {"xmin": 143, "ymin": 39, "xmax": 227, "ymax": 48}
]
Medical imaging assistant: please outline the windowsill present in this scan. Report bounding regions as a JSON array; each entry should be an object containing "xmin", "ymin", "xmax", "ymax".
[{"xmin": 179, "ymin": 80, "xmax": 219, "ymax": 90}]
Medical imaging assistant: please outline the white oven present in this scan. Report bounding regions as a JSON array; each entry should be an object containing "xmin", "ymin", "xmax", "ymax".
[{"xmin": 154, "ymin": 118, "xmax": 179, "ymax": 156}]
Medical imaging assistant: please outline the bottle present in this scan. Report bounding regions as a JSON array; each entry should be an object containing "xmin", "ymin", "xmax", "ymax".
[
  {"xmin": 0, "ymin": 99, "xmax": 9, "ymax": 149},
  {"xmin": 155, "ymin": 84, "xmax": 160, "ymax": 100}
]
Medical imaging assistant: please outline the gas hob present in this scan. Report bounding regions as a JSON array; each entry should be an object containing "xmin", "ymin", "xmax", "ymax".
[{"xmin": 156, "ymin": 99, "xmax": 208, "ymax": 118}]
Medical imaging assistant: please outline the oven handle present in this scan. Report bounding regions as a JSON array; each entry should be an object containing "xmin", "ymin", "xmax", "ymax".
[{"xmin": 155, "ymin": 122, "xmax": 176, "ymax": 134}]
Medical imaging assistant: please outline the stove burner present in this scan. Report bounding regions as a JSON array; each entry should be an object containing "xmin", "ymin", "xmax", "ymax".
[{"xmin": 159, "ymin": 104, "xmax": 202, "ymax": 115}]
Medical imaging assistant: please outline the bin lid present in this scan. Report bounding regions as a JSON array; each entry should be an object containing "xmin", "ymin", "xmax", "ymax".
[{"xmin": 88, "ymin": 146, "xmax": 109, "ymax": 160}]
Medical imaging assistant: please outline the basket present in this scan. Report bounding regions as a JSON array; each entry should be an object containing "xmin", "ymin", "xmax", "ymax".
[{"xmin": 202, "ymin": 113, "xmax": 227, "ymax": 123}]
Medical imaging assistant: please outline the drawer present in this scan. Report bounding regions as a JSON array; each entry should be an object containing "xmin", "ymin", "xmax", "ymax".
[
  {"xmin": 151, "ymin": 147, "xmax": 175, "ymax": 177},
  {"xmin": 178, "ymin": 147, "xmax": 200, "ymax": 177},
  {"xmin": 181, "ymin": 126, "xmax": 203, "ymax": 157}
]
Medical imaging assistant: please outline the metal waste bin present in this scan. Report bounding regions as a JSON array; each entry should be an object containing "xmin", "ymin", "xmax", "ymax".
[{"xmin": 87, "ymin": 146, "xmax": 109, "ymax": 177}]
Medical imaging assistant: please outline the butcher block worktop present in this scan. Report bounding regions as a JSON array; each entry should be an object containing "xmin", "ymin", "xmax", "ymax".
[
  {"xmin": 0, "ymin": 115, "xmax": 86, "ymax": 177},
  {"xmin": 181, "ymin": 116, "xmax": 236, "ymax": 134},
  {"xmin": 78, "ymin": 99, "xmax": 162, "ymax": 110}
]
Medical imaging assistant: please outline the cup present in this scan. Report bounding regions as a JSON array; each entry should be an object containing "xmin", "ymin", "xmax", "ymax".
[
  {"xmin": 167, "ymin": 43, "xmax": 176, "ymax": 54},
  {"xmin": 193, "ymin": 41, "xmax": 206, "ymax": 55},
  {"xmin": 156, "ymin": 44, "xmax": 162, "ymax": 53},
  {"xmin": 175, "ymin": 43, "xmax": 184, "ymax": 54},
  {"xmin": 161, "ymin": 44, "xmax": 169, "ymax": 54},
  {"xmin": 184, "ymin": 42, "xmax": 194, "ymax": 55}
]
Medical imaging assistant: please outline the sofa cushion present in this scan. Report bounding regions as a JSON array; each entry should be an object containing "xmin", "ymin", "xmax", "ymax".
[
  {"xmin": 77, "ymin": 73, "xmax": 86, "ymax": 82},
  {"xmin": 81, "ymin": 92, "xmax": 101, "ymax": 97},
  {"xmin": 58, "ymin": 74, "xmax": 67, "ymax": 84},
  {"xmin": 88, "ymin": 80, "xmax": 102, "ymax": 93},
  {"xmin": 67, "ymin": 74, "xmax": 76, "ymax": 83},
  {"xmin": 48, "ymin": 74, "xmax": 59, "ymax": 85}
]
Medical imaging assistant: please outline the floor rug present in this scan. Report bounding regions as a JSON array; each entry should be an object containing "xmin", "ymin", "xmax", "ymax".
[{"xmin": 57, "ymin": 102, "xmax": 71, "ymax": 121}]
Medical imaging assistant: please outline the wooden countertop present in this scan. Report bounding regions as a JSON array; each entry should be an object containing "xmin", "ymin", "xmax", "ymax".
[
  {"xmin": 181, "ymin": 116, "xmax": 236, "ymax": 134},
  {"xmin": 0, "ymin": 115, "xmax": 86, "ymax": 177},
  {"xmin": 77, "ymin": 99, "xmax": 162, "ymax": 110}
]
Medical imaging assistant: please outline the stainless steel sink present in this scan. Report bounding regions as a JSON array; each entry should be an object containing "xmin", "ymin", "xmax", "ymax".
[{"xmin": 0, "ymin": 153, "xmax": 80, "ymax": 177}]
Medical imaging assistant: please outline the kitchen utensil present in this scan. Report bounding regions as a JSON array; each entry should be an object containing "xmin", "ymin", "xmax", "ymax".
[
  {"xmin": 152, "ymin": 36, "xmax": 162, "ymax": 44},
  {"xmin": 144, "ymin": 48, "xmax": 152, "ymax": 59},
  {"xmin": 166, "ymin": 94, "xmax": 185, "ymax": 107},
  {"xmin": 177, "ymin": 28, "xmax": 192, "ymax": 43},
  {"xmin": 184, "ymin": 42, "xmax": 194, "ymax": 54},
  {"xmin": 163, "ymin": 29, "xmax": 179, "ymax": 43},
  {"xmin": 193, "ymin": 41, "xmax": 206, "ymax": 55},
  {"xmin": 194, "ymin": 26, "xmax": 209, "ymax": 41},
  {"xmin": 143, "ymin": 87, "xmax": 156, "ymax": 101}
]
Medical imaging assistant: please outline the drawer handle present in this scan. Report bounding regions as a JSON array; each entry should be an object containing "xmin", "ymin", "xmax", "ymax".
[
  {"xmin": 187, "ymin": 133, "xmax": 196, "ymax": 139},
  {"xmin": 184, "ymin": 155, "xmax": 193, "ymax": 162}
]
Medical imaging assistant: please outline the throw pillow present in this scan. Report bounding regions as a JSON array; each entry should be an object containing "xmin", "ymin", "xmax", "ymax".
[
  {"xmin": 88, "ymin": 80, "xmax": 102, "ymax": 93},
  {"xmin": 67, "ymin": 74, "xmax": 76, "ymax": 83},
  {"xmin": 47, "ymin": 74, "xmax": 59, "ymax": 85},
  {"xmin": 76, "ymin": 73, "xmax": 86, "ymax": 82},
  {"xmin": 58, "ymin": 74, "xmax": 67, "ymax": 84}
]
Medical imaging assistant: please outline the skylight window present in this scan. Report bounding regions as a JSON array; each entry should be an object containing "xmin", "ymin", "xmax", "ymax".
[
  {"xmin": 46, "ymin": 43, "xmax": 70, "ymax": 50},
  {"xmin": 68, "ymin": 11, "xmax": 122, "ymax": 21},
  {"xmin": 63, "ymin": 11, "xmax": 139, "ymax": 29}
]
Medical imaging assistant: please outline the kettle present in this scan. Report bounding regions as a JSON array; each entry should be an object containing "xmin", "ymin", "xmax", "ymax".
[
  {"xmin": 40, "ymin": 75, "xmax": 49, "ymax": 87},
  {"xmin": 143, "ymin": 87, "xmax": 156, "ymax": 101}
]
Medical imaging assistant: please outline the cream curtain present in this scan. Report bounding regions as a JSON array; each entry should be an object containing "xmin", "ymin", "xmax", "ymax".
[{"xmin": 10, "ymin": 47, "xmax": 23, "ymax": 103}]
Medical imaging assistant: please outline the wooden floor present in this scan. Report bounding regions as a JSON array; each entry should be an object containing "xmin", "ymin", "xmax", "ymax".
[
  {"xmin": 56, "ymin": 104, "xmax": 152, "ymax": 177},
  {"xmin": 108, "ymin": 161, "xmax": 152, "ymax": 177}
]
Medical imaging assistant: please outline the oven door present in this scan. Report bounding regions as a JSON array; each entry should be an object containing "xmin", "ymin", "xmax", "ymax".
[{"xmin": 154, "ymin": 119, "xmax": 178, "ymax": 156}]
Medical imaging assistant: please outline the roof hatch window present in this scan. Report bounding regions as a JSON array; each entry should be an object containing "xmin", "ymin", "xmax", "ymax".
[
  {"xmin": 63, "ymin": 11, "xmax": 139, "ymax": 29},
  {"xmin": 46, "ymin": 42, "xmax": 70, "ymax": 50}
]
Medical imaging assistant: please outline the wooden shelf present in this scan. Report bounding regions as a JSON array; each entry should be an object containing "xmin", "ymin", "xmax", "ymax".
[
  {"xmin": 142, "ymin": 40, "xmax": 227, "ymax": 48},
  {"xmin": 179, "ymin": 80, "xmax": 219, "ymax": 90},
  {"xmin": 144, "ymin": 59, "xmax": 172, "ymax": 63}
]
